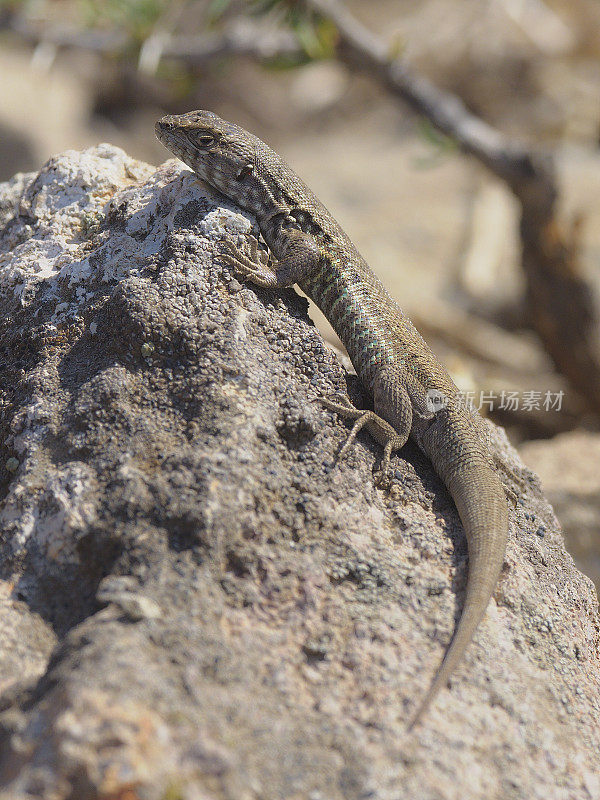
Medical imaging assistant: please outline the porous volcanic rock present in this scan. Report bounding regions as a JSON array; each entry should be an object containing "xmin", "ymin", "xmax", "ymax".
[{"xmin": 0, "ymin": 146, "xmax": 598, "ymax": 800}]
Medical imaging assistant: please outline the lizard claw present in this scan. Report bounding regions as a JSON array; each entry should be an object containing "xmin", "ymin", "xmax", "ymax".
[
  {"xmin": 318, "ymin": 394, "xmax": 356, "ymax": 413},
  {"xmin": 217, "ymin": 237, "xmax": 281, "ymax": 289},
  {"xmin": 218, "ymin": 240, "xmax": 259, "ymax": 276}
]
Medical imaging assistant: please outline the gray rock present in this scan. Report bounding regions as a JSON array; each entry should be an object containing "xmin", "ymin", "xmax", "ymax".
[
  {"xmin": 520, "ymin": 431, "xmax": 600, "ymax": 594},
  {"xmin": 0, "ymin": 145, "xmax": 599, "ymax": 800}
]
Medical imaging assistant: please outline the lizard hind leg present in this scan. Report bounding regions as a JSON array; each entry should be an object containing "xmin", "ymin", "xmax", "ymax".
[{"xmin": 319, "ymin": 391, "xmax": 410, "ymax": 480}]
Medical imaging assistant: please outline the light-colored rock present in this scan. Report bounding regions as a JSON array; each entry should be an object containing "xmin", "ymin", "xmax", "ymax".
[
  {"xmin": 0, "ymin": 146, "xmax": 599, "ymax": 800},
  {"xmin": 520, "ymin": 430, "xmax": 600, "ymax": 592}
]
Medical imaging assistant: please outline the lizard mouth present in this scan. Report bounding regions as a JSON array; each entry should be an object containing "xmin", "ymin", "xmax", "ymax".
[
  {"xmin": 155, "ymin": 116, "xmax": 175, "ymax": 142},
  {"xmin": 155, "ymin": 119, "xmax": 191, "ymax": 167},
  {"xmin": 155, "ymin": 118, "xmax": 177, "ymax": 147}
]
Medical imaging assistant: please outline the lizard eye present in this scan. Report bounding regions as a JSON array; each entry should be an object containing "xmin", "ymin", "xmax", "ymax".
[{"xmin": 197, "ymin": 134, "xmax": 215, "ymax": 147}]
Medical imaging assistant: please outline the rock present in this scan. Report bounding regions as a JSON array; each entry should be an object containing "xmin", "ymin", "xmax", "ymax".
[
  {"xmin": 520, "ymin": 430, "xmax": 600, "ymax": 593},
  {"xmin": 0, "ymin": 145, "xmax": 599, "ymax": 800}
]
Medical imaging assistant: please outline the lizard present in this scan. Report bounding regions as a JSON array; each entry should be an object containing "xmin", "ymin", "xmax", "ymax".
[{"xmin": 155, "ymin": 110, "xmax": 510, "ymax": 728}]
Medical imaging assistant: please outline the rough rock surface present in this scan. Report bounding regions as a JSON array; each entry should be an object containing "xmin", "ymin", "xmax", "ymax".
[
  {"xmin": 520, "ymin": 431, "xmax": 600, "ymax": 594},
  {"xmin": 0, "ymin": 145, "xmax": 599, "ymax": 800}
]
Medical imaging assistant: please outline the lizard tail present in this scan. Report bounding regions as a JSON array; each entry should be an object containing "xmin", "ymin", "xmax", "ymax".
[{"xmin": 407, "ymin": 467, "xmax": 509, "ymax": 730}]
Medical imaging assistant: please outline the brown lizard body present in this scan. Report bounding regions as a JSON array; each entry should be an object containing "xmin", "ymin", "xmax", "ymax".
[{"xmin": 155, "ymin": 110, "xmax": 510, "ymax": 727}]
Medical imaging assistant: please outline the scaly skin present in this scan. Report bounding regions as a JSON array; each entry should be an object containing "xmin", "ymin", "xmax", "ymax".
[{"xmin": 155, "ymin": 110, "xmax": 510, "ymax": 727}]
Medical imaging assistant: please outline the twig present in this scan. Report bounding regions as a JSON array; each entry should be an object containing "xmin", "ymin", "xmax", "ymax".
[
  {"xmin": 1, "ymin": 12, "xmax": 301, "ymax": 67},
  {"xmin": 4, "ymin": 13, "xmax": 129, "ymax": 54},
  {"xmin": 302, "ymin": 0, "xmax": 555, "ymax": 206}
]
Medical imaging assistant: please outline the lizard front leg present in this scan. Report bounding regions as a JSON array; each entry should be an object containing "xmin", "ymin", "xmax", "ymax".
[{"xmin": 220, "ymin": 227, "xmax": 322, "ymax": 289}]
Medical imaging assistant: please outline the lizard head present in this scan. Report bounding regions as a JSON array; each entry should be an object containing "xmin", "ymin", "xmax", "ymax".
[{"xmin": 155, "ymin": 110, "xmax": 265, "ymax": 199}]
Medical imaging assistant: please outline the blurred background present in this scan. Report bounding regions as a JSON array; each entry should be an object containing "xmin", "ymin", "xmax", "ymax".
[{"xmin": 1, "ymin": 0, "xmax": 599, "ymax": 589}]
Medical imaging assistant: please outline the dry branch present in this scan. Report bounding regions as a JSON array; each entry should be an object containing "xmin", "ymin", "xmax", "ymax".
[
  {"xmin": 0, "ymin": 11, "xmax": 300, "ymax": 67},
  {"xmin": 303, "ymin": 0, "xmax": 600, "ymax": 412}
]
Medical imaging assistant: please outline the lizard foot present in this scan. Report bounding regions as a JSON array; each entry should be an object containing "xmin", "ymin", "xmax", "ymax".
[
  {"xmin": 319, "ymin": 394, "xmax": 402, "ymax": 479},
  {"xmin": 218, "ymin": 237, "xmax": 277, "ymax": 288}
]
